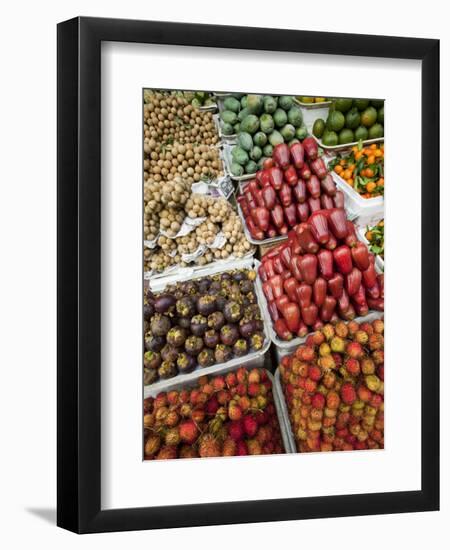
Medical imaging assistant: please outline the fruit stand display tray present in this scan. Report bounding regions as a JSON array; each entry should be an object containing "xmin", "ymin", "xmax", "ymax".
[
  {"xmin": 356, "ymin": 226, "xmax": 384, "ymax": 272},
  {"xmin": 144, "ymin": 258, "xmax": 271, "ymax": 393},
  {"xmin": 255, "ymin": 258, "xmax": 384, "ymax": 360},
  {"xmin": 145, "ymin": 363, "xmax": 293, "ymax": 455}
]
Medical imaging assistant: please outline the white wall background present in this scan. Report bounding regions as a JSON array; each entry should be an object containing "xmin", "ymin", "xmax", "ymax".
[{"xmin": 0, "ymin": 0, "xmax": 447, "ymax": 547}]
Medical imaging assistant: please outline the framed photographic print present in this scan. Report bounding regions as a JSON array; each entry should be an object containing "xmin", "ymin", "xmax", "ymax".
[{"xmin": 57, "ymin": 17, "xmax": 439, "ymax": 533}]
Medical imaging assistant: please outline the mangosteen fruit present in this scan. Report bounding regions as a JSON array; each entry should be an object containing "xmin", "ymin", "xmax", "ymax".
[
  {"xmin": 144, "ymin": 368, "xmax": 158, "ymax": 385},
  {"xmin": 190, "ymin": 315, "xmax": 208, "ymax": 336},
  {"xmin": 232, "ymin": 339, "xmax": 248, "ymax": 357},
  {"xmin": 196, "ymin": 294, "xmax": 217, "ymax": 316},
  {"xmin": 185, "ymin": 335, "xmax": 204, "ymax": 356},
  {"xmin": 207, "ymin": 311, "xmax": 225, "ymax": 331},
  {"xmin": 197, "ymin": 278, "xmax": 211, "ymax": 294},
  {"xmin": 176, "ymin": 296, "xmax": 196, "ymax": 318},
  {"xmin": 166, "ymin": 326, "xmax": 187, "ymax": 347},
  {"xmin": 177, "ymin": 316, "xmax": 191, "ymax": 330},
  {"xmin": 249, "ymin": 332, "xmax": 265, "ymax": 351},
  {"xmin": 176, "ymin": 352, "xmax": 196, "ymax": 374},
  {"xmin": 158, "ymin": 361, "xmax": 177, "ymax": 380},
  {"xmin": 197, "ymin": 348, "xmax": 215, "ymax": 368},
  {"xmin": 208, "ymin": 280, "xmax": 222, "ymax": 293},
  {"xmin": 150, "ymin": 314, "xmax": 171, "ymax": 336},
  {"xmin": 160, "ymin": 344, "xmax": 180, "ymax": 363},
  {"xmin": 154, "ymin": 293, "xmax": 176, "ymax": 314},
  {"xmin": 143, "ymin": 350, "xmax": 161, "ymax": 370},
  {"xmin": 216, "ymin": 295, "xmax": 227, "ymax": 312},
  {"xmin": 143, "ymin": 301, "xmax": 154, "ymax": 321},
  {"xmin": 221, "ymin": 272, "xmax": 231, "ymax": 281},
  {"xmin": 239, "ymin": 319, "xmax": 257, "ymax": 339},
  {"xmin": 146, "ymin": 289, "xmax": 156, "ymax": 303},
  {"xmin": 239, "ymin": 279, "xmax": 253, "ymax": 294},
  {"xmin": 144, "ymin": 332, "xmax": 165, "ymax": 352},
  {"xmin": 233, "ymin": 270, "xmax": 246, "ymax": 282},
  {"xmin": 203, "ymin": 329, "xmax": 219, "ymax": 349},
  {"xmin": 214, "ymin": 344, "xmax": 232, "ymax": 364},
  {"xmin": 244, "ymin": 304, "xmax": 260, "ymax": 320},
  {"xmin": 223, "ymin": 301, "xmax": 243, "ymax": 323},
  {"xmin": 220, "ymin": 324, "xmax": 239, "ymax": 347}
]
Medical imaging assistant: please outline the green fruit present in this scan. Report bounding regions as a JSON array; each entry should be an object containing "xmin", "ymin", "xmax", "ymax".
[
  {"xmin": 296, "ymin": 125, "xmax": 308, "ymax": 140},
  {"xmin": 368, "ymin": 123, "xmax": 384, "ymax": 139},
  {"xmin": 327, "ymin": 111, "xmax": 345, "ymax": 132},
  {"xmin": 278, "ymin": 96, "xmax": 294, "ymax": 110},
  {"xmin": 299, "ymin": 96, "xmax": 314, "ymax": 103},
  {"xmin": 233, "ymin": 123, "xmax": 240, "ymax": 133},
  {"xmin": 221, "ymin": 110, "xmax": 237, "ymax": 125},
  {"xmin": 253, "ymin": 131, "xmax": 267, "ymax": 147},
  {"xmin": 263, "ymin": 96, "xmax": 277, "ymax": 114},
  {"xmin": 238, "ymin": 132, "xmax": 253, "ymax": 152},
  {"xmin": 246, "ymin": 94, "xmax": 264, "ymax": 114},
  {"xmin": 287, "ymin": 105, "xmax": 303, "ymax": 127},
  {"xmin": 191, "ymin": 98, "xmax": 201, "ymax": 109},
  {"xmin": 322, "ymin": 130, "xmax": 339, "ymax": 146},
  {"xmin": 377, "ymin": 106, "xmax": 384, "ymax": 124},
  {"xmin": 230, "ymin": 162, "xmax": 244, "ymax": 176},
  {"xmin": 231, "ymin": 146, "xmax": 249, "ymax": 166},
  {"xmin": 240, "ymin": 114, "xmax": 260, "ymax": 134},
  {"xmin": 361, "ymin": 106, "xmax": 378, "ymax": 128},
  {"xmin": 313, "ymin": 118, "xmax": 325, "ymax": 138},
  {"xmin": 259, "ymin": 113, "xmax": 275, "ymax": 134},
  {"xmin": 268, "ymin": 130, "xmax": 284, "ymax": 146},
  {"xmin": 334, "ymin": 98, "xmax": 353, "ymax": 113},
  {"xmin": 263, "ymin": 144, "xmax": 273, "ymax": 157},
  {"xmin": 238, "ymin": 107, "xmax": 250, "ymax": 122},
  {"xmin": 273, "ymin": 108, "xmax": 288, "ymax": 128},
  {"xmin": 354, "ymin": 126, "xmax": 369, "ymax": 141},
  {"xmin": 280, "ymin": 124, "xmax": 296, "ymax": 141},
  {"xmin": 339, "ymin": 128, "xmax": 355, "ymax": 144},
  {"xmin": 288, "ymin": 138, "xmax": 300, "ymax": 146},
  {"xmin": 354, "ymin": 99, "xmax": 370, "ymax": 111},
  {"xmin": 221, "ymin": 122, "xmax": 234, "ymax": 136},
  {"xmin": 241, "ymin": 96, "xmax": 248, "ymax": 108},
  {"xmin": 223, "ymin": 97, "xmax": 240, "ymax": 113},
  {"xmin": 250, "ymin": 145, "xmax": 262, "ymax": 161},
  {"xmin": 345, "ymin": 108, "xmax": 361, "ymax": 130},
  {"xmin": 245, "ymin": 160, "xmax": 258, "ymax": 174},
  {"xmin": 371, "ymin": 99, "xmax": 384, "ymax": 109}
]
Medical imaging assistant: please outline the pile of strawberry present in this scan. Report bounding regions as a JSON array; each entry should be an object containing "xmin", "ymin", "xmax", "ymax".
[
  {"xmin": 279, "ymin": 318, "xmax": 384, "ymax": 453},
  {"xmin": 143, "ymin": 367, "xmax": 284, "ymax": 459},
  {"xmin": 258, "ymin": 210, "xmax": 384, "ymax": 341},
  {"xmin": 237, "ymin": 137, "xmax": 344, "ymax": 241}
]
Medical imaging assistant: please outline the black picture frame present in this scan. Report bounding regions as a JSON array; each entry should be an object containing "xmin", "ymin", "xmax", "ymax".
[{"xmin": 57, "ymin": 16, "xmax": 440, "ymax": 533}]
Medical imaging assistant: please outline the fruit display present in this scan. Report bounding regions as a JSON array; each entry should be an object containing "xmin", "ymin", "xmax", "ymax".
[
  {"xmin": 143, "ymin": 268, "xmax": 267, "ymax": 385},
  {"xmin": 143, "ymin": 367, "xmax": 285, "ymax": 459},
  {"xmin": 329, "ymin": 144, "xmax": 384, "ymax": 198},
  {"xmin": 237, "ymin": 138, "xmax": 342, "ymax": 242},
  {"xmin": 143, "ymin": 189, "xmax": 253, "ymax": 273},
  {"xmin": 365, "ymin": 220, "xmax": 384, "ymax": 260},
  {"xmin": 279, "ymin": 318, "xmax": 384, "ymax": 452},
  {"xmin": 312, "ymin": 98, "xmax": 384, "ymax": 146},
  {"xmin": 258, "ymin": 212, "xmax": 384, "ymax": 341},
  {"xmin": 295, "ymin": 96, "xmax": 329, "ymax": 104},
  {"xmin": 220, "ymin": 94, "xmax": 308, "ymax": 175},
  {"xmin": 181, "ymin": 91, "xmax": 216, "ymax": 110}
]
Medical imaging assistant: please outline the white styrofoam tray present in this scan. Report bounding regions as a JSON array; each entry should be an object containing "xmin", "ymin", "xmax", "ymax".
[
  {"xmin": 144, "ymin": 258, "xmax": 271, "ymax": 393},
  {"xmin": 144, "ymin": 361, "xmax": 292, "ymax": 455},
  {"xmin": 313, "ymin": 134, "xmax": 384, "ymax": 153},
  {"xmin": 274, "ymin": 312, "xmax": 385, "ymax": 453}
]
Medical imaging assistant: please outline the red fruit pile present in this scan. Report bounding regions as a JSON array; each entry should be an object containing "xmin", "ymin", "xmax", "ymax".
[
  {"xmin": 279, "ymin": 318, "xmax": 384, "ymax": 453},
  {"xmin": 237, "ymin": 137, "xmax": 343, "ymax": 241},
  {"xmin": 143, "ymin": 367, "xmax": 284, "ymax": 459},
  {"xmin": 259, "ymin": 212, "xmax": 384, "ymax": 341}
]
